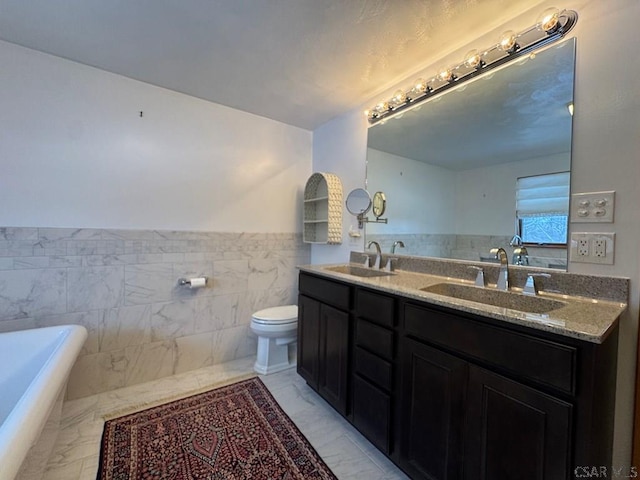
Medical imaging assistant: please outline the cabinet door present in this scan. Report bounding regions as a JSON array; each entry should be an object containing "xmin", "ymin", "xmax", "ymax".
[
  {"xmin": 464, "ymin": 366, "xmax": 572, "ymax": 480},
  {"xmin": 318, "ymin": 303, "xmax": 350, "ymax": 415},
  {"xmin": 353, "ymin": 375, "xmax": 391, "ymax": 454},
  {"xmin": 400, "ymin": 339, "xmax": 467, "ymax": 480},
  {"xmin": 297, "ymin": 295, "xmax": 320, "ymax": 389}
]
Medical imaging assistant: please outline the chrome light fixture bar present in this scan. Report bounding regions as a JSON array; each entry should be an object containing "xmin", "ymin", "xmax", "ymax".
[{"xmin": 365, "ymin": 7, "xmax": 577, "ymax": 124}]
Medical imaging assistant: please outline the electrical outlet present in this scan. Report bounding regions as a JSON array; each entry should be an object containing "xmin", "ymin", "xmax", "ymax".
[
  {"xmin": 577, "ymin": 238, "xmax": 589, "ymax": 256},
  {"xmin": 593, "ymin": 239, "xmax": 606, "ymax": 257},
  {"xmin": 570, "ymin": 232, "xmax": 615, "ymax": 264},
  {"xmin": 589, "ymin": 233, "xmax": 615, "ymax": 264}
]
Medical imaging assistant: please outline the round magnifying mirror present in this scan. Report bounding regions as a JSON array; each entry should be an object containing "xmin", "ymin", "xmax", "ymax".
[
  {"xmin": 372, "ymin": 191, "xmax": 386, "ymax": 218},
  {"xmin": 345, "ymin": 188, "xmax": 372, "ymax": 216}
]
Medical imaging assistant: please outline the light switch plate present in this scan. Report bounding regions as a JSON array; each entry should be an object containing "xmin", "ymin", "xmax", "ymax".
[{"xmin": 570, "ymin": 191, "xmax": 615, "ymax": 223}]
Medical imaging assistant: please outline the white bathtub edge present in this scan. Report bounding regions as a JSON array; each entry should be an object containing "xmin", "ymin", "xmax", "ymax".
[{"xmin": 0, "ymin": 325, "xmax": 87, "ymax": 480}]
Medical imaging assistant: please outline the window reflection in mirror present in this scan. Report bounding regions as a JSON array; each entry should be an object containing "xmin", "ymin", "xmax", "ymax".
[
  {"xmin": 365, "ymin": 38, "xmax": 575, "ymax": 270},
  {"xmin": 516, "ymin": 171, "xmax": 570, "ymax": 245}
]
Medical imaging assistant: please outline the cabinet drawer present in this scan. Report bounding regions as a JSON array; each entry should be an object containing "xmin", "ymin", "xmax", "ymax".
[
  {"xmin": 356, "ymin": 318, "xmax": 394, "ymax": 360},
  {"xmin": 299, "ymin": 273, "xmax": 351, "ymax": 310},
  {"xmin": 356, "ymin": 289, "xmax": 395, "ymax": 327},
  {"xmin": 353, "ymin": 375, "xmax": 391, "ymax": 454},
  {"xmin": 404, "ymin": 303, "xmax": 577, "ymax": 394},
  {"xmin": 355, "ymin": 347, "xmax": 392, "ymax": 391}
]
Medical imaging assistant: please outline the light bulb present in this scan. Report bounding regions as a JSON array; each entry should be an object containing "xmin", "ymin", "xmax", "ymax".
[
  {"xmin": 464, "ymin": 49, "xmax": 482, "ymax": 69},
  {"xmin": 409, "ymin": 78, "xmax": 426, "ymax": 97},
  {"xmin": 498, "ymin": 30, "xmax": 517, "ymax": 52},
  {"xmin": 537, "ymin": 7, "xmax": 560, "ymax": 33},
  {"xmin": 365, "ymin": 109, "xmax": 378, "ymax": 121},
  {"xmin": 375, "ymin": 102, "xmax": 389, "ymax": 114},
  {"xmin": 438, "ymin": 67, "xmax": 453, "ymax": 82},
  {"xmin": 390, "ymin": 89, "xmax": 407, "ymax": 108}
]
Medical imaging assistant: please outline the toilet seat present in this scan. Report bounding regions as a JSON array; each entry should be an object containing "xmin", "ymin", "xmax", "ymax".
[
  {"xmin": 251, "ymin": 317, "xmax": 297, "ymax": 326},
  {"xmin": 252, "ymin": 305, "xmax": 298, "ymax": 325}
]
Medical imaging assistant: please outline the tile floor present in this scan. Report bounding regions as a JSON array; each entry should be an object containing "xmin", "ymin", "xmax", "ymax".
[{"xmin": 43, "ymin": 356, "xmax": 409, "ymax": 479}]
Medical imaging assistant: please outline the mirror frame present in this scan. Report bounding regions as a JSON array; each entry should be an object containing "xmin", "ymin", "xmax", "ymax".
[
  {"xmin": 345, "ymin": 188, "xmax": 372, "ymax": 229},
  {"xmin": 345, "ymin": 188, "xmax": 372, "ymax": 216},
  {"xmin": 372, "ymin": 191, "xmax": 387, "ymax": 218}
]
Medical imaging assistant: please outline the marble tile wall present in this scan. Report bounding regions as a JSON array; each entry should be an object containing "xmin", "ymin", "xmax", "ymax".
[
  {"xmin": 0, "ymin": 227, "xmax": 310, "ymax": 399},
  {"xmin": 365, "ymin": 233, "xmax": 456, "ymax": 258},
  {"xmin": 366, "ymin": 233, "xmax": 567, "ymax": 268}
]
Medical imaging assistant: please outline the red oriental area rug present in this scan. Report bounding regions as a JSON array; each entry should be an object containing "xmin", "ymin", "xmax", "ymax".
[{"xmin": 97, "ymin": 377, "xmax": 337, "ymax": 480}]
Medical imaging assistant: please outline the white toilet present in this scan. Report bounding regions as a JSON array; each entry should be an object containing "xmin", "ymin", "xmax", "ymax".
[{"xmin": 250, "ymin": 305, "xmax": 298, "ymax": 375}]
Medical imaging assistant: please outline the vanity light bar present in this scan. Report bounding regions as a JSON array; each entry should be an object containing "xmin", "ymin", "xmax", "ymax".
[{"xmin": 365, "ymin": 7, "xmax": 578, "ymax": 124}]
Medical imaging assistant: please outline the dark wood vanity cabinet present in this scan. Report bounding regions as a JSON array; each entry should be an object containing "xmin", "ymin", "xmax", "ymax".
[
  {"xmin": 401, "ymin": 301, "xmax": 617, "ymax": 480},
  {"xmin": 399, "ymin": 338, "xmax": 467, "ymax": 479},
  {"xmin": 400, "ymin": 338, "xmax": 572, "ymax": 480},
  {"xmin": 464, "ymin": 366, "xmax": 572, "ymax": 480},
  {"xmin": 352, "ymin": 288, "xmax": 396, "ymax": 454},
  {"xmin": 297, "ymin": 271, "xmax": 618, "ymax": 480},
  {"xmin": 298, "ymin": 274, "xmax": 351, "ymax": 415},
  {"xmin": 297, "ymin": 294, "xmax": 320, "ymax": 388}
]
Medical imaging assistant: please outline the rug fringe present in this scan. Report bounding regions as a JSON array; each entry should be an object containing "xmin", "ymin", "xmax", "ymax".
[{"xmin": 101, "ymin": 372, "xmax": 258, "ymax": 421}]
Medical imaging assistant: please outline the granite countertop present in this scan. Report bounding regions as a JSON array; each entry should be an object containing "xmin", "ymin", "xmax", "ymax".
[{"xmin": 299, "ymin": 263, "xmax": 628, "ymax": 344}]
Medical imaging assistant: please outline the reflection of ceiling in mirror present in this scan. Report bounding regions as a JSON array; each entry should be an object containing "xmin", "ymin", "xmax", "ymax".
[{"xmin": 367, "ymin": 39, "xmax": 575, "ymax": 171}]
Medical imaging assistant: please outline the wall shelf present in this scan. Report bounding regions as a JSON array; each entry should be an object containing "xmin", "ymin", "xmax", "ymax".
[{"xmin": 303, "ymin": 172, "xmax": 343, "ymax": 244}]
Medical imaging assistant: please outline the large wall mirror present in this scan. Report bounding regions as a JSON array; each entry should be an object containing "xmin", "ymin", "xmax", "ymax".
[{"xmin": 366, "ymin": 38, "xmax": 575, "ymax": 270}]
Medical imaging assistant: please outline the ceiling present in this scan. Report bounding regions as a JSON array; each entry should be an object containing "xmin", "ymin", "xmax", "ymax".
[{"xmin": 0, "ymin": 0, "xmax": 546, "ymax": 130}]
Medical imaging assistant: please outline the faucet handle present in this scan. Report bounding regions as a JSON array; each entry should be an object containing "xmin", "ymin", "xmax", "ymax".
[
  {"xmin": 361, "ymin": 254, "xmax": 371, "ymax": 268},
  {"xmin": 384, "ymin": 257, "xmax": 398, "ymax": 272},
  {"xmin": 523, "ymin": 273, "xmax": 551, "ymax": 296},
  {"xmin": 468, "ymin": 266, "xmax": 485, "ymax": 287}
]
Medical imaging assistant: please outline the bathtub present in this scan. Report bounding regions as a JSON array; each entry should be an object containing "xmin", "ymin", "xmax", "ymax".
[{"xmin": 0, "ymin": 325, "xmax": 87, "ymax": 480}]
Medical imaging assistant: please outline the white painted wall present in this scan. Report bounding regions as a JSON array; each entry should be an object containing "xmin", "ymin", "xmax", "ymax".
[
  {"xmin": 366, "ymin": 149, "xmax": 456, "ymax": 235},
  {"xmin": 312, "ymin": 0, "xmax": 640, "ymax": 464},
  {"xmin": 455, "ymin": 153, "xmax": 570, "ymax": 235},
  {"xmin": 0, "ymin": 40, "xmax": 312, "ymax": 232},
  {"xmin": 311, "ymin": 110, "xmax": 368, "ymax": 264}
]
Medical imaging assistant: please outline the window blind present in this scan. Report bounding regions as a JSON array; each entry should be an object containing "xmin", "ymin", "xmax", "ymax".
[{"xmin": 516, "ymin": 172, "xmax": 570, "ymax": 218}]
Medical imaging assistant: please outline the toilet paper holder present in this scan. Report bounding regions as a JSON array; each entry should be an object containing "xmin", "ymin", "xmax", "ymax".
[{"xmin": 178, "ymin": 277, "xmax": 208, "ymax": 288}]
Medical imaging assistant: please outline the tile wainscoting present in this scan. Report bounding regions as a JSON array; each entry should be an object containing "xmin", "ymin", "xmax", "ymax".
[{"xmin": 0, "ymin": 227, "xmax": 310, "ymax": 399}]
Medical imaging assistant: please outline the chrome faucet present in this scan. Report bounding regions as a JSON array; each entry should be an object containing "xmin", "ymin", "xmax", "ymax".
[
  {"xmin": 513, "ymin": 246, "xmax": 529, "ymax": 266},
  {"xmin": 366, "ymin": 241, "xmax": 382, "ymax": 269},
  {"xmin": 490, "ymin": 247, "xmax": 509, "ymax": 291},
  {"xmin": 509, "ymin": 234, "xmax": 523, "ymax": 246},
  {"xmin": 391, "ymin": 240, "xmax": 405, "ymax": 254}
]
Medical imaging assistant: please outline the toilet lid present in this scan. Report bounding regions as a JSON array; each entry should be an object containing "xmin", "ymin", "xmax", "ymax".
[{"xmin": 252, "ymin": 305, "xmax": 298, "ymax": 324}]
